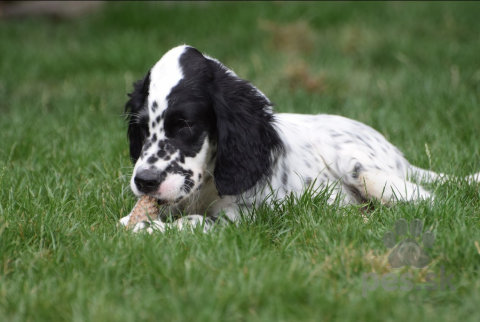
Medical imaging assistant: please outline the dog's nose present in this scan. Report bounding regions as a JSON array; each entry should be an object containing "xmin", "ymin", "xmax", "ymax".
[{"xmin": 134, "ymin": 169, "xmax": 162, "ymax": 193}]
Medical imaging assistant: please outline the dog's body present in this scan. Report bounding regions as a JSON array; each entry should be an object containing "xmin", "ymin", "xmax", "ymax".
[{"xmin": 120, "ymin": 45, "xmax": 478, "ymax": 232}]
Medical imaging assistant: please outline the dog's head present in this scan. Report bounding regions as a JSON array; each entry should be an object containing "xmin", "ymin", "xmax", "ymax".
[{"xmin": 125, "ymin": 45, "xmax": 283, "ymax": 204}]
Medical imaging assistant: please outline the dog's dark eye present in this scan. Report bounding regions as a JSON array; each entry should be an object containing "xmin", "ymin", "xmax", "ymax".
[{"xmin": 178, "ymin": 120, "xmax": 196, "ymax": 130}]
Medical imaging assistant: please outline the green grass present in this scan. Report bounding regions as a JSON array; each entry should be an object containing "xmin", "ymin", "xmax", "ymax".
[{"xmin": 1, "ymin": 1, "xmax": 480, "ymax": 321}]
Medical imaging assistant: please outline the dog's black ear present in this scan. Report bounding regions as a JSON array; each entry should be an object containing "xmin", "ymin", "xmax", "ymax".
[
  {"xmin": 124, "ymin": 71, "xmax": 150, "ymax": 163},
  {"xmin": 210, "ymin": 63, "xmax": 284, "ymax": 196}
]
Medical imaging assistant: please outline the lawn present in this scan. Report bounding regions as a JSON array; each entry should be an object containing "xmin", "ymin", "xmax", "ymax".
[{"xmin": 1, "ymin": 1, "xmax": 479, "ymax": 321}]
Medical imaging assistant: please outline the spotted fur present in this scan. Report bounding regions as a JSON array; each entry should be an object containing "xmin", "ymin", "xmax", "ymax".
[{"xmin": 120, "ymin": 45, "xmax": 480, "ymax": 233}]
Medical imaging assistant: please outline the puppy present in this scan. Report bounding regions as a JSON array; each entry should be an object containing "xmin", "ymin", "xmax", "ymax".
[{"xmin": 120, "ymin": 45, "xmax": 479, "ymax": 232}]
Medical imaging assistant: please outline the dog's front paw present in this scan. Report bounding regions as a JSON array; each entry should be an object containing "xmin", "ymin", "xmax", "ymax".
[
  {"xmin": 119, "ymin": 214, "xmax": 131, "ymax": 227},
  {"xmin": 172, "ymin": 215, "xmax": 215, "ymax": 233},
  {"xmin": 119, "ymin": 214, "xmax": 166, "ymax": 234},
  {"xmin": 145, "ymin": 220, "xmax": 167, "ymax": 234}
]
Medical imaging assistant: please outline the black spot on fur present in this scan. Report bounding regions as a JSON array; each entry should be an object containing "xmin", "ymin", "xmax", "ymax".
[
  {"xmin": 165, "ymin": 161, "xmax": 193, "ymax": 176},
  {"xmin": 142, "ymin": 140, "xmax": 152, "ymax": 153},
  {"xmin": 396, "ymin": 157, "xmax": 403, "ymax": 170},
  {"xmin": 151, "ymin": 101, "xmax": 158, "ymax": 111},
  {"xmin": 352, "ymin": 163, "xmax": 363, "ymax": 179},
  {"xmin": 147, "ymin": 156, "xmax": 159, "ymax": 164},
  {"xmin": 182, "ymin": 178, "xmax": 195, "ymax": 194},
  {"xmin": 165, "ymin": 143, "xmax": 175, "ymax": 154},
  {"xmin": 282, "ymin": 172, "xmax": 288, "ymax": 185},
  {"xmin": 151, "ymin": 134, "xmax": 157, "ymax": 142},
  {"xmin": 177, "ymin": 153, "xmax": 185, "ymax": 164},
  {"xmin": 175, "ymin": 196, "xmax": 184, "ymax": 203}
]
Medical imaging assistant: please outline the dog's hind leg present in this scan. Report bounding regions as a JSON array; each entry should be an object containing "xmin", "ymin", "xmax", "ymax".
[
  {"xmin": 408, "ymin": 165, "xmax": 480, "ymax": 184},
  {"xmin": 355, "ymin": 170, "xmax": 433, "ymax": 205},
  {"xmin": 407, "ymin": 165, "xmax": 449, "ymax": 183},
  {"xmin": 465, "ymin": 172, "xmax": 480, "ymax": 183}
]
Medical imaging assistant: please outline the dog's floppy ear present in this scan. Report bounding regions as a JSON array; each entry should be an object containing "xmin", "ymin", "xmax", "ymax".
[
  {"xmin": 124, "ymin": 71, "xmax": 150, "ymax": 163},
  {"xmin": 210, "ymin": 63, "xmax": 284, "ymax": 196}
]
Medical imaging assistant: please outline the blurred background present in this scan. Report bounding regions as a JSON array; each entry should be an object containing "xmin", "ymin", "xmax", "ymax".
[{"xmin": 1, "ymin": 1, "xmax": 479, "ymax": 185}]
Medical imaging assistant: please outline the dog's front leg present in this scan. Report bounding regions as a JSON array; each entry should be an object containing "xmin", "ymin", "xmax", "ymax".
[{"xmin": 170, "ymin": 203, "xmax": 244, "ymax": 233}]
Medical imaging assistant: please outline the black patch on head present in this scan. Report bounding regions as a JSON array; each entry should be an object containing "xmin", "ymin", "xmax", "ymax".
[
  {"xmin": 169, "ymin": 47, "xmax": 284, "ymax": 196},
  {"xmin": 124, "ymin": 70, "xmax": 151, "ymax": 163}
]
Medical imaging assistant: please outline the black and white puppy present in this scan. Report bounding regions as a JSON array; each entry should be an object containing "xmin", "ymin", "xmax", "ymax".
[{"xmin": 120, "ymin": 45, "xmax": 479, "ymax": 232}]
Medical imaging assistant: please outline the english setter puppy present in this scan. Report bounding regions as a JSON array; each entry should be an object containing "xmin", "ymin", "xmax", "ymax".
[{"xmin": 120, "ymin": 45, "xmax": 479, "ymax": 233}]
